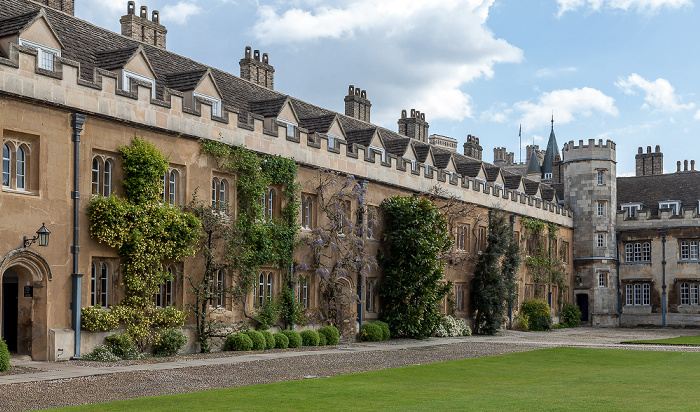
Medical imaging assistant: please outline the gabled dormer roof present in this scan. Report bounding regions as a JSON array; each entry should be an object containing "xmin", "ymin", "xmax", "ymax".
[
  {"xmin": 164, "ymin": 68, "xmax": 222, "ymax": 98},
  {"xmin": 523, "ymin": 179, "xmax": 541, "ymax": 197},
  {"xmin": 250, "ymin": 96, "xmax": 299, "ymax": 124},
  {"xmin": 432, "ymin": 147, "xmax": 453, "ymax": 169},
  {"xmin": 454, "ymin": 158, "xmax": 483, "ymax": 179},
  {"xmin": 345, "ymin": 128, "xmax": 376, "ymax": 147},
  {"xmin": 503, "ymin": 171, "xmax": 524, "ymax": 191},
  {"xmin": 541, "ymin": 185, "xmax": 556, "ymax": 202},
  {"xmin": 0, "ymin": 9, "xmax": 63, "ymax": 49},
  {"xmin": 412, "ymin": 141, "xmax": 431, "ymax": 163},
  {"xmin": 299, "ymin": 114, "xmax": 345, "ymax": 137},
  {"xmin": 95, "ymin": 45, "xmax": 157, "ymax": 79},
  {"xmin": 384, "ymin": 136, "xmax": 411, "ymax": 157},
  {"xmin": 483, "ymin": 164, "xmax": 503, "ymax": 184}
]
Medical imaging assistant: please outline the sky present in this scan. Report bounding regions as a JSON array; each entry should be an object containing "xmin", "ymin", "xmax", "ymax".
[{"xmin": 75, "ymin": 0, "xmax": 700, "ymax": 176}]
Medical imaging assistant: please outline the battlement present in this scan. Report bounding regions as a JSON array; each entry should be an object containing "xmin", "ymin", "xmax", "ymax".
[
  {"xmin": 562, "ymin": 139, "xmax": 616, "ymax": 162},
  {"xmin": 0, "ymin": 41, "xmax": 573, "ymax": 227}
]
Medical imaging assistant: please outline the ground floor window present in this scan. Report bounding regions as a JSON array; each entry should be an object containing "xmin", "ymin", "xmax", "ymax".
[
  {"xmin": 680, "ymin": 282, "xmax": 700, "ymax": 306},
  {"xmin": 625, "ymin": 283, "xmax": 650, "ymax": 306}
]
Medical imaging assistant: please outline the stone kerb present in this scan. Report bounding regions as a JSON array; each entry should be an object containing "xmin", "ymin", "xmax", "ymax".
[{"xmin": 0, "ymin": 43, "xmax": 573, "ymax": 227}]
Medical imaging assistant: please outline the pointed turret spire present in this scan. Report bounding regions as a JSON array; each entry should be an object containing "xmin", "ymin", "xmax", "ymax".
[{"xmin": 541, "ymin": 113, "xmax": 559, "ymax": 181}]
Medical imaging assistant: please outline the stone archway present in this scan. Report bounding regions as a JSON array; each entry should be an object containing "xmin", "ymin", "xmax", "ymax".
[{"xmin": 0, "ymin": 248, "xmax": 50, "ymax": 360}]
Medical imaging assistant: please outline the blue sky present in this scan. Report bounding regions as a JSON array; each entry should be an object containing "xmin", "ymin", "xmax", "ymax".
[{"xmin": 76, "ymin": 0, "xmax": 699, "ymax": 175}]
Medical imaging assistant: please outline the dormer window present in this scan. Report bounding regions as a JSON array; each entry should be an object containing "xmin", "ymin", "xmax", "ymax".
[
  {"xmin": 122, "ymin": 70, "xmax": 155, "ymax": 98},
  {"xmin": 543, "ymin": 172, "xmax": 552, "ymax": 180},
  {"xmin": 18, "ymin": 38, "xmax": 60, "ymax": 71},
  {"xmin": 276, "ymin": 119, "xmax": 297, "ymax": 139},
  {"xmin": 621, "ymin": 202, "xmax": 643, "ymax": 218},
  {"xmin": 369, "ymin": 146, "xmax": 386, "ymax": 163},
  {"xmin": 405, "ymin": 158, "xmax": 417, "ymax": 172},
  {"xmin": 659, "ymin": 200, "xmax": 681, "ymax": 216},
  {"xmin": 327, "ymin": 133, "xmax": 344, "ymax": 149},
  {"xmin": 193, "ymin": 92, "xmax": 222, "ymax": 117}
]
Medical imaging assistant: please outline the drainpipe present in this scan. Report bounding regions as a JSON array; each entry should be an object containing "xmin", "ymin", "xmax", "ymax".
[
  {"xmin": 661, "ymin": 231, "xmax": 667, "ymax": 328},
  {"xmin": 615, "ymin": 232, "xmax": 621, "ymax": 320},
  {"xmin": 70, "ymin": 113, "xmax": 86, "ymax": 359},
  {"xmin": 356, "ymin": 179, "xmax": 368, "ymax": 330}
]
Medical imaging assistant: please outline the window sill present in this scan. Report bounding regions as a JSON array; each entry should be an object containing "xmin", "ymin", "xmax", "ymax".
[
  {"xmin": 678, "ymin": 260, "xmax": 700, "ymax": 264},
  {"xmin": 2, "ymin": 187, "xmax": 39, "ymax": 196},
  {"xmin": 621, "ymin": 262, "xmax": 652, "ymax": 265}
]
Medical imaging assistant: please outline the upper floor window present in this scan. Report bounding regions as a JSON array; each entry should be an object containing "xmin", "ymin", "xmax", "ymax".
[
  {"xmin": 161, "ymin": 169, "xmax": 180, "ymax": 204},
  {"xmin": 301, "ymin": 195, "xmax": 313, "ymax": 229},
  {"xmin": 263, "ymin": 188, "xmax": 276, "ymax": 219},
  {"xmin": 543, "ymin": 172, "xmax": 552, "ymax": 180},
  {"xmin": 193, "ymin": 92, "xmax": 222, "ymax": 117},
  {"xmin": 2, "ymin": 143, "xmax": 10, "ymax": 187},
  {"xmin": 624, "ymin": 242, "xmax": 651, "ymax": 263},
  {"xmin": 327, "ymin": 133, "xmax": 345, "ymax": 150},
  {"xmin": 455, "ymin": 225, "xmax": 469, "ymax": 251},
  {"xmin": 92, "ymin": 156, "xmax": 114, "ymax": 197},
  {"xmin": 596, "ymin": 233, "xmax": 606, "ymax": 248},
  {"xmin": 455, "ymin": 283, "xmax": 466, "ymax": 312},
  {"xmin": 598, "ymin": 273, "xmax": 607, "ymax": 288},
  {"xmin": 18, "ymin": 38, "xmax": 60, "ymax": 71},
  {"xmin": 597, "ymin": 170, "xmax": 604, "ymax": 185},
  {"xmin": 2, "ymin": 142, "xmax": 31, "ymax": 191},
  {"xmin": 369, "ymin": 145, "xmax": 387, "ymax": 163},
  {"xmin": 597, "ymin": 201, "xmax": 605, "ymax": 217},
  {"xmin": 298, "ymin": 278, "xmax": 309, "ymax": 309},
  {"xmin": 122, "ymin": 70, "xmax": 155, "ymax": 98},
  {"xmin": 477, "ymin": 226, "xmax": 487, "ymax": 253},
  {"xmin": 212, "ymin": 177, "xmax": 230, "ymax": 213},
  {"xmin": 367, "ymin": 206, "xmax": 378, "ymax": 240},
  {"xmin": 255, "ymin": 271, "xmax": 274, "ymax": 308},
  {"xmin": 560, "ymin": 241, "xmax": 569, "ymax": 264},
  {"xmin": 16, "ymin": 146, "xmax": 26, "ymax": 190},
  {"xmin": 680, "ymin": 240, "xmax": 700, "ymax": 262},
  {"xmin": 277, "ymin": 119, "xmax": 297, "ymax": 139},
  {"xmin": 625, "ymin": 283, "xmax": 650, "ymax": 306}
]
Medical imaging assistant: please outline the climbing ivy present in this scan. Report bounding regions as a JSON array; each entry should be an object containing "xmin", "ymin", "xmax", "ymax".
[
  {"xmin": 87, "ymin": 138, "xmax": 200, "ymax": 350},
  {"xmin": 521, "ymin": 217, "xmax": 567, "ymax": 306},
  {"xmin": 199, "ymin": 140, "xmax": 301, "ymax": 329}
]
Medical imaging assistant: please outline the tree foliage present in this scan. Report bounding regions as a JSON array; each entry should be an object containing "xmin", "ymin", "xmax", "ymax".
[
  {"xmin": 521, "ymin": 217, "xmax": 567, "ymax": 305},
  {"xmin": 470, "ymin": 210, "xmax": 521, "ymax": 335},
  {"xmin": 379, "ymin": 196, "xmax": 452, "ymax": 339},
  {"xmin": 87, "ymin": 137, "xmax": 200, "ymax": 350}
]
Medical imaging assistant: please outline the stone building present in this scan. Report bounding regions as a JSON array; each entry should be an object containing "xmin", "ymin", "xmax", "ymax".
[{"xmin": 4, "ymin": 0, "xmax": 692, "ymax": 360}]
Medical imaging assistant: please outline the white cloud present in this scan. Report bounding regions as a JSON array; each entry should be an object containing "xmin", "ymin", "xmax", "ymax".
[
  {"xmin": 615, "ymin": 73, "xmax": 695, "ymax": 112},
  {"xmin": 534, "ymin": 67, "xmax": 577, "ymax": 78},
  {"xmin": 161, "ymin": 2, "xmax": 202, "ymax": 24},
  {"xmin": 556, "ymin": 0, "xmax": 692, "ymax": 16},
  {"xmin": 514, "ymin": 87, "xmax": 619, "ymax": 132},
  {"xmin": 252, "ymin": 0, "xmax": 522, "ymax": 125}
]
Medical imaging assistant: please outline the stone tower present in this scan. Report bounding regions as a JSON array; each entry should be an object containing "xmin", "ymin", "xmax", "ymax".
[
  {"xmin": 562, "ymin": 139, "xmax": 618, "ymax": 326},
  {"xmin": 463, "ymin": 135, "xmax": 483, "ymax": 160}
]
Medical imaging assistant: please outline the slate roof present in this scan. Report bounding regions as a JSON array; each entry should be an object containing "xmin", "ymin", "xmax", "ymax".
[
  {"xmin": 298, "ymin": 114, "xmax": 337, "ymax": 134},
  {"xmin": 163, "ymin": 69, "xmax": 208, "ymax": 91},
  {"xmin": 483, "ymin": 164, "xmax": 501, "ymax": 182},
  {"xmin": 432, "ymin": 147, "xmax": 453, "ymax": 169},
  {"xmin": 345, "ymin": 129, "xmax": 376, "ymax": 147},
  {"xmin": 526, "ymin": 151, "xmax": 542, "ymax": 174},
  {"xmin": 412, "ymin": 142, "xmax": 431, "ymax": 163},
  {"xmin": 0, "ymin": 10, "xmax": 37, "ymax": 37},
  {"xmin": 523, "ymin": 179, "xmax": 541, "ymax": 196},
  {"xmin": 541, "ymin": 122, "xmax": 560, "ymax": 177},
  {"xmin": 454, "ymin": 158, "xmax": 482, "ymax": 178},
  {"xmin": 617, "ymin": 171, "xmax": 700, "ymax": 216},
  {"xmin": 383, "ymin": 136, "xmax": 410, "ymax": 156},
  {"xmin": 503, "ymin": 172, "xmax": 522, "ymax": 190},
  {"xmin": 249, "ymin": 97, "xmax": 288, "ymax": 118},
  {"xmin": 94, "ymin": 47, "xmax": 139, "ymax": 71}
]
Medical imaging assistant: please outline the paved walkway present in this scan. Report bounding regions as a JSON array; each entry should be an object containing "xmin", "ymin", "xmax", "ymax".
[{"xmin": 2, "ymin": 327, "xmax": 699, "ymax": 386}]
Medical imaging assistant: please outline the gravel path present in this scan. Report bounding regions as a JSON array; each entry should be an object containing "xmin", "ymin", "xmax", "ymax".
[{"xmin": 1, "ymin": 327, "xmax": 699, "ymax": 411}]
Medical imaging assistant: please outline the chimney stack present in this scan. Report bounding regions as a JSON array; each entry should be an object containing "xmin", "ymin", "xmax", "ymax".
[
  {"xmin": 398, "ymin": 109, "xmax": 429, "ymax": 143},
  {"xmin": 344, "ymin": 85, "xmax": 371, "ymax": 123},
  {"xmin": 635, "ymin": 145, "xmax": 663, "ymax": 176},
  {"xmin": 463, "ymin": 135, "xmax": 483, "ymax": 160},
  {"xmin": 120, "ymin": 2, "xmax": 167, "ymax": 49},
  {"xmin": 37, "ymin": 0, "xmax": 74, "ymax": 16},
  {"xmin": 239, "ymin": 47, "xmax": 275, "ymax": 90}
]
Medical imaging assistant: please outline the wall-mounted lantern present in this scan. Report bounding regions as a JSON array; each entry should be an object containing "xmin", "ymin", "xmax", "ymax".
[{"xmin": 23, "ymin": 223, "xmax": 51, "ymax": 248}]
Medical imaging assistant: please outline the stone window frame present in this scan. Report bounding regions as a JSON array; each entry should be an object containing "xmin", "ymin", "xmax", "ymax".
[
  {"xmin": 2, "ymin": 138, "xmax": 36, "ymax": 193},
  {"xmin": 212, "ymin": 174, "xmax": 234, "ymax": 215},
  {"xmin": 18, "ymin": 38, "xmax": 61, "ymax": 71},
  {"xmin": 679, "ymin": 240, "xmax": 700, "ymax": 262},
  {"xmin": 454, "ymin": 283, "xmax": 466, "ymax": 312},
  {"xmin": 156, "ymin": 264, "xmax": 177, "ymax": 308},
  {"xmin": 625, "ymin": 283, "xmax": 650, "ymax": 306},
  {"xmin": 122, "ymin": 69, "xmax": 156, "ymax": 98},
  {"xmin": 193, "ymin": 91, "xmax": 222, "ymax": 117},
  {"xmin": 298, "ymin": 277, "xmax": 309, "ymax": 309},
  {"xmin": 679, "ymin": 282, "xmax": 700, "ymax": 306},
  {"xmin": 598, "ymin": 272, "xmax": 607, "ymax": 288},
  {"xmin": 91, "ymin": 154, "xmax": 116, "ymax": 197},
  {"xmin": 254, "ymin": 271, "xmax": 276, "ymax": 309},
  {"xmin": 596, "ymin": 233, "xmax": 606, "ymax": 249},
  {"xmin": 623, "ymin": 241, "xmax": 651, "ymax": 263},
  {"xmin": 365, "ymin": 278, "xmax": 377, "ymax": 313},
  {"xmin": 161, "ymin": 165, "xmax": 184, "ymax": 205},
  {"xmin": 366, "ymin": 205, "xmax": 379, "ymax": 240},
  {"xmin": 597, "ymin": 170, "xmax": 605, "ymax": 186},
  {"xmin": 276, "ymin": 118, "xmax": 298, "ymax": 140},
  {"xmin": 597, "ymin": 201, "xmax": 606, "ymax": 217},
  {"xmin": 300, "ymin": 194, "xmax": 316, "ymax": 230},
  {"xmin": 90, "ymin": 259, "xmax": 113, "ymax": 308},
  {"xmin": 209, "ymin": 269, "xmax": 226, "ymax": 309}
]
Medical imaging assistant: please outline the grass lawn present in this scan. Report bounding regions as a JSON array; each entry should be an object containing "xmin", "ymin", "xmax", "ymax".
[
  {"xmin": 622, "ymin": 334, "xmax": 700, "ymax": 345},
  {"xmin": 58, "ymin": 347, "xmax": 700, "ymax": 411}
]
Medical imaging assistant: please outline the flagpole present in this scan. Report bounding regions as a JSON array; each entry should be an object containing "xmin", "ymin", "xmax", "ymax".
[{"xmin": 519, "ymin": 124, "xmax": 522, "ymax": 164}]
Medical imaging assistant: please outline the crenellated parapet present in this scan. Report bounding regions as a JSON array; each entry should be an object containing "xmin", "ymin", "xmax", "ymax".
[
  {"xmin": 0, "ymin": 42, "xmax": 573, "ymax": 226},
  {"xmin": 562, "ymin": 139, "xmax": 616, "ymax": 163}
]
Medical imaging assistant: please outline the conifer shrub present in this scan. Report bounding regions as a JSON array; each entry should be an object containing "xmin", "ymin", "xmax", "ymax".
[
  {"xmin": 373, "ymin": 321, "xmax": 391, "ymax": 340},
  {"xmin": 244, "ymin": 330, "xmax": 266, "ymax": 351},
  {"xmin": 260, "ymin": 330, "xmax": 275, "ymax": 350},
  {"xmin": 559, "ymin": 303, "xmax": 582, "ymax": 328},
  {"xmin": 318, "ymin": 325, "xmax": 340, "ymax": 346},
  {"xmin": 360, "ymin": 323, "xmax": 383, "ymax": 342},
  {"xmin": 520, "ymin": 299, "xmax": 552, "ymax": 331},
  {"xmin": 282, "ymin": 330, "xmax": 302, "ymax": 348},
  {"xmin": 152, "ymin": 328, "xmax": 187, "ymax": 357},
  {"xmin": 273, "ymin": 332, "xmax": 289, "ymax": 349},
  {"xmin": 0, "ymin": 338, "xmax": 10, "ymax": 372},
  {"xmin": 300, "ymin": 330, "xmax": 320, "ymax": 346},
  {"xmin": 318, "ymin": 332, "xmax": 327, "ymax": 346},
  {"xmin": 225, "ymin": 333, "xmax": 253, "ymax": 351}
]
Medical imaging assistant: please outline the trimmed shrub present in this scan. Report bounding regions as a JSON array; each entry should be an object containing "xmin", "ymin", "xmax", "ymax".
[
  {"xmin": 373, "ymin": 321, "xmax": 391, "ymax": 341},
  {"xmin": 273, "ymin": 332, "xmax": 289, "ymax": 349},
  {"xmin": 300, "ymin": 330, "xmax": 320, "ymax": 347},
  {"xmin": 318, "ymin": 332, "xmax": 327, "ymax": 346},
  {"xmin": 261, "ymin": 330, "xmax": 275, "ymax": 350},
  {"xmin": 83, "ymin": 345, "xmax": 121, "ymax": 362},
  {"xmin": 153, "ymin": 328, "xmax": 187, "ymax": 357},
  {"xmin": 282, "ymin": 330, "xmax": 302, "ymax": 348},
  {"xmin": 225, "ymin": 333, "xmax": 253, "ymax": 351},
  {"xmin": 318, "ymin": 325, "xmax": 340, "ymax": 346},
  {"xmin": 0, "ymin": 338, "xmax": 9, "ymax": 372},
  {"xmin": 559, "ymin": 303, "xmax": 582, "ymax": 328},
  {"xmin": 360, "ymin": 323, "xmax": 383, "ymax": 342},
  {"xmin": 520, "ymin": 299, "xmax": 552, "ymax": 331},
  {"xmin": 513, "ymin": 314, "xmax": 529, "ymax": 331},
  {"xmin": 105, "ymin": 333, "xmax": 143, "ymax": 360},
  {"xmin": 244, "ymin": 330, "xmax": 266, "ymax": 351}
]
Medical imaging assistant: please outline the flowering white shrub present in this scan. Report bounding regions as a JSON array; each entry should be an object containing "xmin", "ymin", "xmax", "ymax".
[
  {"xmin": 82, "ymin": 345, "xmax": 120, "ymax": 362},
  {"xmin": 434, "ymin": 315, "xmax": 472, "ymax": 337}
]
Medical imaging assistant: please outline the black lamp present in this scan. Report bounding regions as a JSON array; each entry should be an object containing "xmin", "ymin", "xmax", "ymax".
[{"xmin": 24, "ymin": 223, "xmax": 51, "ymax": 248}]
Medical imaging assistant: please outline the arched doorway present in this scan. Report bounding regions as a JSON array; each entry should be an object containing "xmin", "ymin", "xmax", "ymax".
[{"xmin": 0, "ymin": 249, "xmax": 50, "ymax": 360}]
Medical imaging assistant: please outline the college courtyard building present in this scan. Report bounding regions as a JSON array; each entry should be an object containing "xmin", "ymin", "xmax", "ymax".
[{"xmin": 0, "ymin": 0, "xmax": 698, "ymax": 360}]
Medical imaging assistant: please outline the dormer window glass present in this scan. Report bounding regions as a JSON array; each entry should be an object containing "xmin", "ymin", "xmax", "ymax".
[
  {"xmin": 18, "ymin": 39, "xmax": 60, "ymax": 71},
  {"xmin": 277, "ymin": 119, "xmax": 298, "ymax": 139},
  {"xmin": 122, "ymin": 70, "xmax": 156, "ymax": 98},
  {"xmin": 659, "ymin": 200, "xmax": 681, "ymax": 216},
  {"xmin": 405, "ymin": 158, "xmax": 417, "ymax": 172},
  {"xmin": 621, "ymin": 202, "xmax": 642, "ymax": 218},
  {"xmin": 369, "ymin": 146, "xmax": 386, "ymax": 163},
  {"xmin": 327, "ymin": 133, "xmax": 344, "ymax": 149},
  {"xmin": 193, "ymin": 92, "xmax": 222, "ymax": 117}
]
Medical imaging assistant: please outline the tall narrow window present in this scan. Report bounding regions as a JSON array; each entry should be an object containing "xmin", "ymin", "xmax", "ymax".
[
  {"xmin": 597, "ymin": 233, "xmax": 605, "ymax": 248},
  {"xmin": 100, "ymin": 262, "xmax": 109, "ymax": 307},
  {"xmin": 217, "ymin": 270, "xmax": 224, "ymax": 307},
  {"xmin": 266, "ymin": 273, "xmax": 273, "ymax": 303},
  {"xmin": 625, "ymin": 284, "xmax": 633, "ymax": 305},
  {"xmin": 299, "ymin": 279, "xmax": 309, "ymax": 309},
  {"xmin": 2, "ymin": 143, "xmax": 9, "ymax": 187},
  {"xmin": 267, "ymin": 189, "xmax": 275, "ymax": 218},
  {"xmin": 642, "ymin": 284, "xmax": 650, "ymax": 305},
  {"xmin": 257, "ymin": 273, "xmax": 265, "ymax": 308},
  {"xmin": 169, "ymin": 170, "xmax": 177, "ymax": 204},
  {"xmin": 164, "ymin": 266, "xmax": 174, "ymax": 307},
  {"xmin": 218, "ymin": 179, "xmax": 227, "ymax": 211},
  {"xmin": 597, "ymin": 170, "xmax": 604, "ymax": 185},
  {"xmin": 598, "ymin": 273, "xmax": 607, "ymax": 288},
  {"xmin": 91, "ymin": 262, "xmax": 97, "ymax": 306},
  {"xmin": 634, "ymin": 283, "xmax": 642, "ymax": 305},
  {"xmin": 302, "ymin": 196, "xmax": 312, "ymax": 229},
  {"xmin": 642, "ymin": 242, "xmax": 651, "ymax": 262},
  {"xmin": 366, "ymin": 279, "xmax": 373, "ymax": 312},
  {"xmin": 212, "ymin": 178, "xmax": 219, "ymax": 207},
  {"xmin": 625, "ymin": 243, "xmax": 633, "ymax": 262},
  {"xmin": 681, "ymin": 283, "xmax": 690, "ymax": 305},
  {"xmin": 691, "ymin": 241, "xmax": 699, "ymax": 261},
  {"xmin": 597, "ymin": 202, "xmax": 605, "ymax": 216},
  {"xmin": 691, "ymin": 284, "xmax": 699, "ymax": 306},
  {"xmin": 16, "ymin": 146, "xmax": 25, "ymax": 190},
  {"xmin": 103, "ymin": 160, "xmax": 112, "ymax": 196},
  {"xmin": 162, "ymin": 172, "xmax": 167, "ymax": 202}
]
